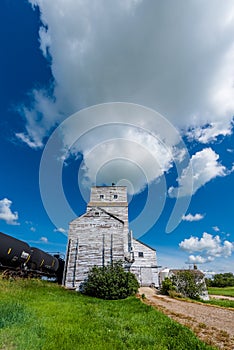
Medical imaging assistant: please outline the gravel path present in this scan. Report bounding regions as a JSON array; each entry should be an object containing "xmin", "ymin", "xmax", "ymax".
[
  {"xmin": 209, "ymin": 294, "xmax": 234, "ymax": 301},
  {"xmin": 139, "ymin": 287, "xmax": 234, "ymax": 350}
]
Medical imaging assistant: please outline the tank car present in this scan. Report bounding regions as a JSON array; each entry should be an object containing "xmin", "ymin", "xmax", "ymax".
[
  {"xmin": 0, "ymin": 232, "xmax": 64, "ymax": 283},
  {"xmin": 0, "ymin": 231, "xmax": 31, "ymax": 267},
  {"xmin": 29, "ymin": 247, "xmax": 59, "ymax": 273},
  {"xmin": 53, "ymin": 254, "xmax": 65, "ymax": 284}
]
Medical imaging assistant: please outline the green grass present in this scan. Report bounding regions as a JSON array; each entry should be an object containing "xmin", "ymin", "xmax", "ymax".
[
  {"xmin": 204, "ymin": 287, "xmax": 234, "ymax": 308},
  {"xmin": 200, "ymin": 298, "xmax": 234, "ymax": 308},
  {"xmin": 208, "ymin": 286, "xmax": 234, "ymax": 297},
  {"xmin": 0, "ymin": 279, "xmax": 216, "ymax": 350}
]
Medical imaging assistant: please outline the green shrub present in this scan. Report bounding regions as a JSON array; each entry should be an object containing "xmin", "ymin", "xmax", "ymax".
[
  {"xmin": 81, "ymin": 261, "xmax": 139, "ymax": 299},
  {"xmin": 161, "ymin": 272, "xmax": 207, "ymax": 300},
  {"xmin": 171, "ymin": 271, "xmax": 206, "ymax": 300},
  {"xmin": 160, "ymin": 277, "xmax": 176, "ymax": 295},
  {"xmin": 168, "ymin": 290, "xmax": 183, "ymax": 298}
]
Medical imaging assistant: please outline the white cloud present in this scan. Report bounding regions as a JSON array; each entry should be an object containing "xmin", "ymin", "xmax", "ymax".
[
  {"xmin": 0, "ymin": 198, "xmax": 19, "ymax": 225},
  {"xmin": 16, "ymin": 132, "xmax": 43, "ymax": 149},
  {"xmin": 16, "ymin": 89, "xmax": 63, "ymax": 149},
  {"xmin": 212, "ymin": 226, "xmax": 220, "ymax": 232},
  {"xmin": 187, "ymin": 255, "xmax": 212, "ymax": 264},
  {"xmin": 16, "ymin": 0, "xmax": 234, "ymax": 149},
  {"xmin": 179, "ymin": 232, "xmax": 234, "ymax": 264},
  {"xmin": 12, "ymin": 1, "xmax": 234, "ymax": 206},
  {"xmin": 39, "ymin": 26, "xmax": 51, "ymax": 57},
  {"xmin": 40, "ymin": 236, "xmax": 48, "ymax": 243},
  {"xmin": 182, "ymin": 213, "xmax": 204, "ymax": 222},
  {"xmin": 30, "ymin": 227, "xmax": 36, "ymax": 232},
  {"xmin": 39, "ymin": 103, "xmax": 189, "ymax": 198},
  {"xmin": 186, "ymin": 121, "xmax": 233, "ymax": 144},
  {"xmin": 77, "ymin": 127, "xmax": 176, "ymax": 194},
  {"xmin": 169, "ymin": 148, "xmax": 228, "ymax": 197},
  {"xmin": 54, "ymin": 227, "xmax": 67, "ymax": 234}
]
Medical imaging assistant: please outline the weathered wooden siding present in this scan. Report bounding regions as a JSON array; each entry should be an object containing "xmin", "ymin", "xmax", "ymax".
[
  {"xmin": 63, "ymin": 186, "xmax": 158, "ymax": 289},
  {"xmin": 63, "ymin": 208, "xmax": 125, "ymax": 289},
  {"xmin": 130, "ymin": 239, "xmax": 159, "ymax": 287},
  {"xmin": 89, "ymin": 186, "xmax": 127, "ymax": 203},
  {"xmin": 88, "ymin": 186, "xmax": 130, "ymax": 258}
]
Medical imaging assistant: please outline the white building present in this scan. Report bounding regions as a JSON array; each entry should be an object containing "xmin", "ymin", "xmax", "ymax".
[{"xmin": 63, "ymin": 186, "xmax": 158, "ymax": 289}]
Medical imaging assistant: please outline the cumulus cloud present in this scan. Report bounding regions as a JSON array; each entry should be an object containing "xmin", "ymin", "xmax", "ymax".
[
  {"xmin": 179, "ymin": 232, "xmax": 234, "ymax": 264},
  {"xmin": 40, "ymin": 102, "xmax": 189, "ymax": 197},
  {"xmin": 16, "ymin": 0, "xmax": 234, "ymax": 149},
  {"xmin": 12, "ymin": 0, "xmax": 234, "ymax": 203},
  {"xmin": 0, "ymin": 198, "xmax": 19, "ymax": 225},
  {"xmin": 187, "ymin": 255, "xmax": 212, "ymax": 264},
  {"xmin": 182, "ymin": 213, "xmax": 204, "ymax": 222},
  {"xmin": 169, "ymin": 148, "xmax": 229, "ymax": 197},
  {"xmin": 77, "ymin": 127, "xmax": 176, "ymax": 194}
]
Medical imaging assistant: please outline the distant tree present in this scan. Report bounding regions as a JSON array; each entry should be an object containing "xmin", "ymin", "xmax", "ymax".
[
  {"xmin": 81, "ymin": 261, "xmax": 139, "ymax": 300},
  {"xmin": 205, "ymin": 277, "xmax": 212, "ymax": 287},
  {"xmin": 171, "ymin": 271, "xmax": 206, "ymax": 300},
  {"xmin": 208, "ymin": 273, "xmax": 234, "ymax": 288}
]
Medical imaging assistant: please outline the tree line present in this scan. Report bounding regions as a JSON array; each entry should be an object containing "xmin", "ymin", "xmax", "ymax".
[{"xmin": 205, "ymin": 273, "xmax": 234, "ymax": 287}]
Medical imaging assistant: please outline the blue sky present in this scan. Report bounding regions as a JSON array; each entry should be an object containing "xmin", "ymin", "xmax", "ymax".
[{"xmin": 0, "ymin": 0, "xmax": 233, "ymax": 274}]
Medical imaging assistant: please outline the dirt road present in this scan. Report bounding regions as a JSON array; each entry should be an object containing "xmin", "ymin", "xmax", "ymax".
[{"xmin": 139, "ymin": 287, "xmax": 234, "ymax": 350}]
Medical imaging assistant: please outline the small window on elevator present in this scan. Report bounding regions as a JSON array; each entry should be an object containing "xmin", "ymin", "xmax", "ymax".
[
  {"xmin": 95, "ymin": 212, "xmax": 100, "ymax": 216},
  {"xmin": 138, "ymin": 252, "xmax": 144, "ymax": 258},
  {"xmin": 100, "ymin": 194, "xmax": 104, "ymax": 199},
  {"xmin": 114, "ymin": 194, "xmax": 118, "ymax": 199}
]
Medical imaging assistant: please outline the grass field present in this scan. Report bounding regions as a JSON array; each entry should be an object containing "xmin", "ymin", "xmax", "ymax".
[
  {"xmin": 208, "ymin": 287, "xmax": 234, "ymax": 297},
  {"xmin": 0, "ymin": 278, "xmax": 216, "ymax": 350},
  {"xmin": 203, "ymin": 287, "xmax": 234, "ymax": 308},
  {"xmin": 201, "ymin": 298, "xmax": 234, "ymax": 308}
]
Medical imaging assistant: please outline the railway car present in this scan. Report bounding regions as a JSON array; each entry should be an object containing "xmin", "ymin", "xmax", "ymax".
[
  {"xmin": 30, "ymin": 247, "xmax": 59, "ymax": 273},
  {"xmin": 0, "ymin": 231, "xmax": 31, "ymax": 267},
  {"xmin": 0, "ymin": 232, "xmax": 64, "ymax": 283}
]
